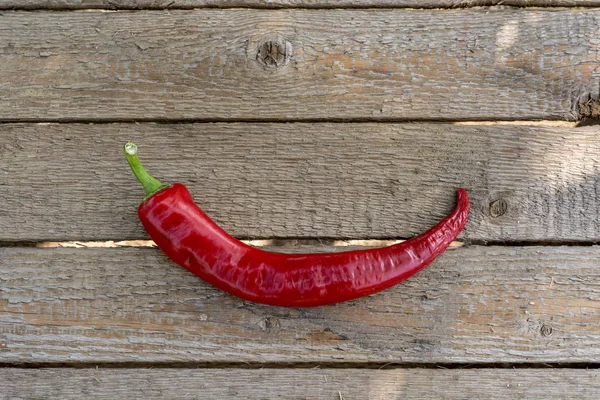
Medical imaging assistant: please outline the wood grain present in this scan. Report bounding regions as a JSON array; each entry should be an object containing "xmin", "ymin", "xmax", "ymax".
[
  {"xmin": 0, "ymin": 9, "xmax": 598, "ymax": 121},
  {"xmin": 2, "ymin": 123, "xmax": 600, "ymax": 242},
  {"xmin": 1, "ymin": 368, "xmax": 600, "ymax": 399},
  {"xmin": 1, "ymin": 245, "xmax": 600, "ymax": 364},
  {"xmin": 2, "ymin": 1, "xmax": 600, "ymax": 9}
]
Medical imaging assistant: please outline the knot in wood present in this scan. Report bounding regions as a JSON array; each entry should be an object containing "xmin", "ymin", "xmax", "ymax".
[
  {"xmin": 255, "ymin": 36, "xmax": 292, "ymax": 69},
  {"xmin": 258, "ymin": 316, "xmax": 280, "ymax": 331},
  {"xmin": 578, "ymin": 92, "xmax": 600, "ymax": 120},
  {"xmin": 540, "ymin": 324, "xmax": 553, "ymax": 337},
  {"xmin": 489, "ymin": 198, "xmax": 508, "ymax": 218}
]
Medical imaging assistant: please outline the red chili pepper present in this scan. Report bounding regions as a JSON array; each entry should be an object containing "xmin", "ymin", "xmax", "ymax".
[{"xmin": 124, "ymin": 142, "xmax": 470, "ymax": 307}]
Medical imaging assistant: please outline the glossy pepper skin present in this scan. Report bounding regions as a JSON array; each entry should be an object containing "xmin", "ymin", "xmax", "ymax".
[{"xmin": 125, "ymin": 142, "xmax": 470, "ymax": 307}]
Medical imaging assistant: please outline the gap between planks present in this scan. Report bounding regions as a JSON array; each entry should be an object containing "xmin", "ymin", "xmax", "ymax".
[
  {"xmin": 0, "ymin": 239, "xmax": 465, "ymax": 249},
  {"xmin": 7, "ymin": 237, "xmax": 600, "ymax": 248},
  {"xmin": 1, "ymin": 361, "xmax": 599, "ymax": 369},
  {"xmin": 2, "ymin": 2, "xmax": 600, "ymax": 11},
  {"xmin": 0, "ymin": 119, "xmax": 584, "ymax": 125}
]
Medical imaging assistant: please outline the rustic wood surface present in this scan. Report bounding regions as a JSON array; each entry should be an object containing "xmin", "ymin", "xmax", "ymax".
[
  {"xmin": 2, "ymin": 245, "xmax": 599, "ymax": 364},
  {"xmin": 2, "ymin": 0, "xmax": 600, "ymax": 9},
  {"xmin": 0, "ymin": 9, "xmax": 598, "ymax": 121},
  {"xmin": 2, "ymin": 368, "xmax": 600, "ymax": 399},
  {"xmin": 1, "ymin": 123, "xmax": 599, "ymax": 242},
  {"xmin": 1, "ymin": 3, "xmax": 598, "ymax": 393}
]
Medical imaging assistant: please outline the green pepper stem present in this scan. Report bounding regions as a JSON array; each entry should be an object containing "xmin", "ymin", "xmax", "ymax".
[{"xmin": 123, "ymin": 142, "xmax": 167, "ymax": 198}]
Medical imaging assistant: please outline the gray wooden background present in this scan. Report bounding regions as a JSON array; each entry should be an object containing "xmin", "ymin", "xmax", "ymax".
[{"xmin": 1, "ymin": 1, "xmax": 600, "ymax": 399}]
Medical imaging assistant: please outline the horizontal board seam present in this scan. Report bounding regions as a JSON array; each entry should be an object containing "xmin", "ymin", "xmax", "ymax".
[
  {"xmin": 3, "ymin": 239, "xmax": 600, "ymax": 248},
  {"xmin": 0, "ymin": 118, "xmax": 588, "ymax": 124},
  {"xmin": 1, "ymin": 361, "xmax": 600, "ymax": 369},
  {"xmin": 0, "ymin": 5, "xmax": 597, "ymax": 11},
  {"xmin": 0, "ymin": 120, "xmax": 583, "ymax": 127},
  {"xmin": 1, "ymin": 239, "xmax": 465, "ymax": 248}
]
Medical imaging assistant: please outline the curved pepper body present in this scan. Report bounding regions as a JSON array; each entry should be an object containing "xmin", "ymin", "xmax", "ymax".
[{"xmin": 138, "ymin": 184, "xmax": 470, "ymax": 307}]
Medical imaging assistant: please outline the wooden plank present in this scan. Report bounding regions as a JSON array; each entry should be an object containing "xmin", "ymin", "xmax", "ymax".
[
  {"xmin": 3, "ymin": 1, "xmax": 600, "ymax": 9},
  {"xmin": 0, "ymin": 9, "xmax": 597, "ymax": 121},
  {"xmin": 1, "ymin": 123, "xmax": 600, "ymax": 242},
  {"xmin": 1, "ymin": 368, "xmax": 600, "ymax": 399},
  {"xmin": 1, "ymin": 245, "xmax": 600, "ymax": 364}
]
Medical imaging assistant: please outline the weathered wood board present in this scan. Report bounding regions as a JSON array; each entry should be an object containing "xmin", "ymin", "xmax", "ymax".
[
  {"xmin": 1, "ymin": 245, "xmax": 599, "ymax": 364},
  {"xmin": 1, "ymin": 123, "xmax": 599, "ymax": 242},
  {"xmin": 1, "ymin": 368, "xmax": 600, "ymax": 399},
  {"xmin": 2, "ymin": 0, "xmax": 600, "ymax": 9},
  {"xmin": 0, "ymin": 9, "xmax": 598, "ymax": 121}
]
